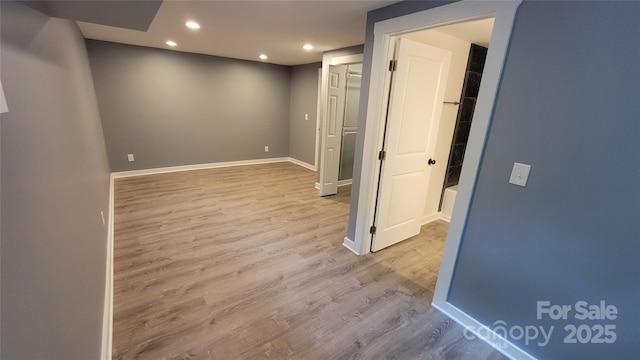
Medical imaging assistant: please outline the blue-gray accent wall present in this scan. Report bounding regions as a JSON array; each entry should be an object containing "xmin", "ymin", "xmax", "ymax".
[
  {"xmin": 86, "ymin": 40, "xmax": 292, "ymax": 172},
  {"xmin": 1, "ymin": 1, "xmax": 111, "ymax": 358},
  {"xmin": 349, "ymin": 0, "xmax": 640, "ymax": 358},
  {"xmin": 289, "ymin": 63, "xmax": 321, "ymax": 166},
  {"xmin": 447, "ymin": 2, "xmax": 640, "ymax": 358}
]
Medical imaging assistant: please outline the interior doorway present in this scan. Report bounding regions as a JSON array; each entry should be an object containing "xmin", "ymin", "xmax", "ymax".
[
  {"xmin": 347, "ymin": 1, "xmax": 523, "ymax": 358},
  {"xmin": 369, "ymin": 37, "xmax": 453, "ymax": 252},
  {"xmin": 318, "ymin": 53, "xmax": 363, "ymax": 196},
  {"xmin": 370, "ymin": 19, "xmax": 494, "ymax": 252},
  {"xmin": 349, "ymin": 0, "xmax": 519, "ymax": 255}
]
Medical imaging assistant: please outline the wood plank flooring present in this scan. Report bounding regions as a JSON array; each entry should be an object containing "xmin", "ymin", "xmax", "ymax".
[{"xmin": 112, "ymin": 162, "xmax": 506, "ymax": 360}]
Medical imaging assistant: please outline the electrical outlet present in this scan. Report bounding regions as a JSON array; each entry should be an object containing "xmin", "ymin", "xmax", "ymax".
[
  {"xmin": 304, "ymin": 113, "xmax": 309, "ymax": 120},
  {"xmin": 509, "ymin": 162, "xmax": 531, "ymax": 187},
  {"xmin": 264, "ymin": 146, "xmax": 269, "ymax": 152},
  {"xmin": 127, "ymin": 153, "xmax": 135, "ymax": 162}
]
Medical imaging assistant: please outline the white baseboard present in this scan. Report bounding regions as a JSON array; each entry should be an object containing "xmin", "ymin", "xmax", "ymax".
[
  {"xmin": 287, "ymin": 157, "xmax": 316, "ymax": 171},
  {"xmin": 432, "ymin": 301, "xmax": 535, "ymax": 360},
  {"xmin": 342, "ymin": 237, "xmax": 362, "ymax": 255},
  {"xmin": 111, "ymin": 157, "xmax": 290, "ymax": 179},
  {"xmin": 101, "ymin": 176, "xmax": 115, "ymax": 360},
  {"xmin": 422, "ymin": 212, "xmax": 450, "ymax": 225},
  {"xmin": 314, "ymin": 179, "xmax": 352, "ymax": 191}
]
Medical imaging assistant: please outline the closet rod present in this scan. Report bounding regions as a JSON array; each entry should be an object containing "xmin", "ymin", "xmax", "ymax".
[{"xmin": 443, "ymin": 101, "xmax": 460, "ymax": 105}]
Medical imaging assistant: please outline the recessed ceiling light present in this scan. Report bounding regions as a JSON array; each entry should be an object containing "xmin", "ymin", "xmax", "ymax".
[
  {"xmin": 259, "ymin": 54, "xmax": 268, "ymax": 60},
  {"xmin": 166, "ymin": 40, "xmax": 177, "ymax": 47},
  {"xmin": 303, "ymin": 44, "xmax": 313, "ymax": 50},
  {"xmin": 185, "ymin": 21, "xmax": 200, "ymax": 29}
]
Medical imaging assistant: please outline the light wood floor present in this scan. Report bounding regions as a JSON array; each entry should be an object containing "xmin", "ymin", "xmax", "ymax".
[{"xmin": 112, "ymin": 162, "xmax": 506, "ymax": 360}]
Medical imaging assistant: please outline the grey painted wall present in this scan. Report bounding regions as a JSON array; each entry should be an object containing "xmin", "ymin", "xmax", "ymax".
[
  {"xmin": 1, "ymin": 1, "xmax": 111, "ymax": 359},
  {"xmin": 351, "ymin": 0, "xmax": 640, "ymax": 358},
  {"xmin": 447, "ymin": 2, "xmax": 640, "ymax": 358},
  {"xmin": 86, "ymin": 40, "xmax": 291, "ymax": 172},
  {"xmin": 289, "ymin": 62, "xmax": 320, "ymax": 166}
]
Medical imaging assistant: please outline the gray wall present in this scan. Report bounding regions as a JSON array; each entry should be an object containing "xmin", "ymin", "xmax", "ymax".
[
  {"xmin": 86, "ymin": 40, "xmax": 292, "ymax": 172},
  {"xmin": 447, "ymin": 2, "xmax": 640, "ymax": 358},
  {"xmin": 289, "ymin": 62, "xmax": 320, "ymax": 166},
  {"xmin": 1, "ymin": 1, "xmax": 111, "ymax": 359},
  {"xmin": 351, "ymin": 0, "xmax": 640, "ymax": 358}
]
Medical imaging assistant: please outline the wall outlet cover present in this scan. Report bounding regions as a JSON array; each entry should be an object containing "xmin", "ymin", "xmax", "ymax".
[{"xmin": 509, "ymin": 162, "xmax": 531, "ymax": 187}]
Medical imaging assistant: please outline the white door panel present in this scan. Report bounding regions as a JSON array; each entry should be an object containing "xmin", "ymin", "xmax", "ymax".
[
  {"xmin": 371, "ymin": 38, "xmax": 451, "ymax": 252},
  {"xmin": 319, "ymin": 65, "xmax": 347, "ymax": 196}
]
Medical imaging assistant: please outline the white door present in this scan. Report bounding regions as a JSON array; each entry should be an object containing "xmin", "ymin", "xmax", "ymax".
[
  {"xmin": 319, "ymin": 65, "xmax": 347, "ymax": 196},
  {"xmin": 371, "ymin": 38, "xmax": 451, "ymax": 252}
]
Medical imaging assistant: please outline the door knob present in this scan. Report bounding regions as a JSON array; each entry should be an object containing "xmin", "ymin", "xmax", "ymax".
[{"xmin": 428, "ymin": 159, "xmax": 436, "ymax": 166}]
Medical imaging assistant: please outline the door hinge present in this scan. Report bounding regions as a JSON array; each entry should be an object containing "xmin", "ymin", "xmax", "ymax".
[
  {"xmin": 369, "ymin": 226, "xmax": 377, "ymax": 235},
  {"xmin": 378, "ymin": 150, "xmax": 386, "ymax": 161},
  {"xmin": 389, "ymin": 60, "xmax": 397, "ymax": 72}
]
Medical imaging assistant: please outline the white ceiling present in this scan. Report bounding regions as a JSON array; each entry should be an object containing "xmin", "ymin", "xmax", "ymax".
[
  {"xmin": 434, "ymin": 18, "xmax": 495, "ymax": 47},
  {"xmin": 78, "ymin": 0, "xmax": 400, "ymax": 66}
]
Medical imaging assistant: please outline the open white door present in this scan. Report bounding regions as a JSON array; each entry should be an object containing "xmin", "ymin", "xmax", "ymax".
[
  {"xmin": 319, "ymin": 65, "xmax": 347, "ymax": 196},
  {"xmin": 371, "ymin": 38, "xmax": 451, "ymax": 252}
]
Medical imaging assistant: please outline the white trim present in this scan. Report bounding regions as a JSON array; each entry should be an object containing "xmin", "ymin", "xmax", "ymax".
[
  {"xmin": 111, "ymin": 158, "xmax": 290, "ymax": 179},
  {"xmin": 432, "ymin": 302, "xmax": 536, "ymax": 360},
  {"xmin": 353, "ymin": 1, "xmax": 526, "ymax": 359},
  {"xmin": 432, "ymin": 0, "xmax": 521, "ymax": 329},
  {"xmin": 330, "ymin": 54, "xmax": 364, "ymax": 66},
  {"xmin": 352, "ymin": 14, "xmax": 399, "ymax": 255},
  {"xmin": 0, "ymin": 80, "xmax": 8, "ymax": 114},
  {"xmin": 422, "ymin": 212, "xmax": 451, "ymax": 225},
  {"xmin": 421, "ymin": 213, "xmax": 442, "ymax": 225},
  {"xmin": 288, "ymin": 157, "xmax": 316, "ymax": 171},
  {"xmin": 342, "ymin": 237, "xmax": 361, "ymax": 255},
  {"xmin": 315, "ymin": 67, "xmax": 322, "ymax": 170},
  {"xmin": 316, "ymin": 178, "xmax": 352, "ymax": 190},
  {"xmin": 100, "ymin": 175, "xmax": 115, "ymax": 360}
]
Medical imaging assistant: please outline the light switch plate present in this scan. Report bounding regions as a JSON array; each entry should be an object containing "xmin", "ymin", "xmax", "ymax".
[{"xmin": 509, "ymin": 162, "xmax": 531, "ymax": 187}]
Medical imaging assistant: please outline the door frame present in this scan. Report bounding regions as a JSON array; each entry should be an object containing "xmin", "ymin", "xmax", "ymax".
[
  {"xmin": 318, "ymin": 52, "xmax": 363, "ymax": 196},
  {"xmin": 349, "ymin": 1, "xmax": 529, "ymax": 359}
]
